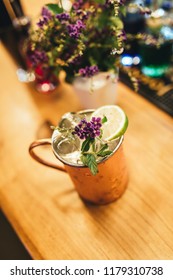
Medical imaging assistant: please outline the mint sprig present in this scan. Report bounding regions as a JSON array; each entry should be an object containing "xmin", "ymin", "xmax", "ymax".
[
  {"xmin": 97, "ymin": 143, "xmax": 112, "ymax": 157},
  {"xmin": 81, "ymin": 154, "xmax": 98, "ymax": 176},
  {"xmin": 79, "ymin": 117, "xmax": 112, "ymax": 175},
  {"xmin": 80, "ymin": 141, "xmax": 112, "ymax": 175}
]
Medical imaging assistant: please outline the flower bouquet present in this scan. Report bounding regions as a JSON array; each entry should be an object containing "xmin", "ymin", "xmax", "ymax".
[
  {"xmin": 26, "ymin": 0, "xmax": 150, "ymax": 101},
  {"xmin": 27, "ymin": 0, "xmax": 126, "ymax": 79},
  {"xmin": 26, "ymin": 0, "xmax": 126, "ymax": 96}
]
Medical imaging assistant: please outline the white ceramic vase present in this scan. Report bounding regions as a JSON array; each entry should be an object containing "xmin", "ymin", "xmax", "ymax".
[{"xmin": 72, "ymin": 71, "xmax": 118, "ymax": 109}]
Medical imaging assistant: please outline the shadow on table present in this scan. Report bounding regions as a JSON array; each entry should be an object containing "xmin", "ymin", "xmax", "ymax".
[{"xmin": 0, "ymin": 210, "xmax": 32, "ymax": 260}]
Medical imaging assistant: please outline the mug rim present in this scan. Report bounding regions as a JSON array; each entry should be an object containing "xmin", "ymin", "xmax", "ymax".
[{"xmin": 52, "ymin": 137, "xmax": 124, "ymax": 169}]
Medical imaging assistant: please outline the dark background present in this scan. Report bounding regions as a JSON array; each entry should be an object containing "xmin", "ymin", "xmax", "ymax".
[{"xmin": 0, "ymin": 210, "xmax": 32, "ymax": 260}]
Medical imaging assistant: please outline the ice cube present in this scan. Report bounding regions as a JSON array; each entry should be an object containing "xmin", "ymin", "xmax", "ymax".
[
  {"xmin": 55, "ymin": 136, "xmax": 80, "ymax": 155},
  {"xmin": 52, "ymin": 110, "xmax": 94, "ymax": 165},
  {"xmin": 59, "ymin": 112, "xmax": 81, "ymax": 129}
]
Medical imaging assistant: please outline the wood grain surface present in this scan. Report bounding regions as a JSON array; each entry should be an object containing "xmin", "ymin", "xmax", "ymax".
[{"xmin": 0, "ymin": 1, "xmax": 173, "ymax": 260}]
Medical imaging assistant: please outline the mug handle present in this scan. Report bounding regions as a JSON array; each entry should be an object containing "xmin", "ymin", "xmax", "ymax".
[{"xmin": 29, "ymin": 138, "xmax": 66, "ymax": 172}]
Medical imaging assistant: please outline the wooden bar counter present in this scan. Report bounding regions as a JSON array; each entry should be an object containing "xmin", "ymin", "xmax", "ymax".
[{"xmin": 0, "ymin": 1, "xmax": 173, "ymax": 260}]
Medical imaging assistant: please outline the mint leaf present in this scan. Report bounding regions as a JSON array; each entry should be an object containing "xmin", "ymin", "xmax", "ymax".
[
  {"xmin": 80, "ymin": 154, "xmax": 89, "ymax": 166},
  {"xmin": 81, "ymin": 138, "xmax": 90, "ymax": 152},
  {"xmin": 97, "ymin": 143, "xmax": 112, "ymax": 157},
  {"xmin": 81, "ymin": 137, "xmax": 94, "ymax": 152},
  {"xmin": 87, "ymin": 154, "xmax": 98, "ymax": 175},
  {"xmin": 97, "ymin": 143, "xmax": 108, "ymax": 155},
  {"xmin": 97, "ymin": 150, "xmax": 112, "ymax": 157},
  {"xmin": 46, "ymin": 4, "xmax": 63, "ymax": 14},
  {"xmin": 81, "ymin": 154, "xmax": 98, "ymax": 175},
  {"xmin": 102, "ymin": 116, "xmax": 108, "ymax": 124}
]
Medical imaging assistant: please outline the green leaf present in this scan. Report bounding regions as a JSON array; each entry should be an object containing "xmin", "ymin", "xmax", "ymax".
[
  {"xmin": 46, "ymin": 4, "xmax": 63, "ymax": 14},
  {"xmin": 97, "ymin": 150, "xmax": 112, "ymax": 157},
  {"xmin": 81, "ymin": 154, "xmax": 98, "ymax": 176},
  {"xmin": 97, "ymin": 143, "xmax": 112, "ymax": 157},
  {"xmin": 102, "ymin": 116, "xmax": 108, "ymax": 124},
  {"xmin": 87, "ymin": 154, "xmax": 98, "ymax": 175},
  {"xmin": 81, "ymin": 138, "xmax": 90, "ymax": 152},
  {"xmin": 94, "ymin": 0, "xmax": 105, "ymax": 4},
  {"xmin": 120, "ymin": 6, "xmax": 127, "ymax": 17},
  {"xmin": 81, "ymin": 137, "xmax": 94, "ymax": 153},
  {"xmin": 80, "ymin": 154, "xmax": 88, "ymax": 166},
  {"xmin": 97, "ymin": 144, "xmax": 108, "ymax": 155},
  {"xmin": 110, "ymin": 17, "xmax": 124, "ymax": 29},
  {"xmin": 53, "ymin": 67, "xmax": 60, "ymax": 76}
]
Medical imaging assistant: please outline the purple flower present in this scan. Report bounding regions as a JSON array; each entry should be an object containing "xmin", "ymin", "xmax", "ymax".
[
  {"xmin": 72, "ymin": 0, "xmax": 83, "ymax": 10},
  {"xmin": 56, "ymin": 13, "xmax": 70, "ymax": 22},
  {"xmin": 41, "ymin": 7, "xmax": 52, "ymax": 18},
  {"xmin": 78, "ymin": 65, "xmax": 99, "ymax": 78},
  {"xmin": 28, "ymin": 50, "xmax": 48, "ymax": 67},
  {"xmin": 73, "ymin": 117, "xmax": 102, "ymax": 140},
  {"xmin": 37, "ymin": 6, "xmax": 52, "ymax": 28},
  {"xmin": 76, "ymin": 20, "xmax": 85, "ymax": 30},
  {"xmin": 37, "ymin": 18, "xmax": 46, "ymax": 28},
  {"xmin": 67, "ymin": 20, "xmax": 85, "ymax": 39},
  {"xmin": 67, "ymin": 24, "xmax": 79, "ymax": 39}
]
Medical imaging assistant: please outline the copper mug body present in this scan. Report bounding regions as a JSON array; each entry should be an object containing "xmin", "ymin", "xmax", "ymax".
[{"xmin": 29, "ymin": 135, "xmax": 128, "ymax": 205}]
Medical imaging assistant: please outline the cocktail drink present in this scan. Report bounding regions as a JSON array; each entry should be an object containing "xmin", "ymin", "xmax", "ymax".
[
  {"xmin": 29, "ymin": 106, "xmax": 129, "ymax": 205},
  {"xmin": 52, "ymin": 109, "xmax": 128, "ymax": 204}
]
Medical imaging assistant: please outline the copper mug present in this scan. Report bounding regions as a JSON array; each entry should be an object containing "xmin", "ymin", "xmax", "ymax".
[
  {"xmin": 29, "ymin": 138, "xmax": 128, "ymax": 205},
  {"xmin": 29, "ymin": 116, "xmax": 128, "ymax": 205}
]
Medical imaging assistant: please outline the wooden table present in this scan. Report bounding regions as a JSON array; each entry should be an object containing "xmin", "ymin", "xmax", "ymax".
[{"xmin": 0, "ymin": 1, "xmax": 173, "ymax": 260}]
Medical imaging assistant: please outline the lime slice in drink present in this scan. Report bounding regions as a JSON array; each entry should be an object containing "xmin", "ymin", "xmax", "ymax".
[{"xmin": 91, "ymin": 105, "xmax": 128, "ymax": 141}]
